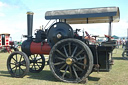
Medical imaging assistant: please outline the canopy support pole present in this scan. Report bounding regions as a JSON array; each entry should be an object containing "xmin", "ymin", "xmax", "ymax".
[
  {"xmin": 108, "ymin": 21, "xmax": 112, "ymax": 36},
  {"xmin": 108, "ymin": 16, "xmax": 113, "ymax": 37}
]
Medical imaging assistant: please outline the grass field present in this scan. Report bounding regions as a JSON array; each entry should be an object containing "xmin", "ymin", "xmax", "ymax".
[{"xmin": 0, "ymin": 47, "xmax": 128, "ymax": 85}]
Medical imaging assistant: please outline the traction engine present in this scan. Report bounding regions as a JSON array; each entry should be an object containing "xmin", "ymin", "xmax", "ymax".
[{"xmin": 7, "ymin": 7, "xmax": 120, "ymax": 83}]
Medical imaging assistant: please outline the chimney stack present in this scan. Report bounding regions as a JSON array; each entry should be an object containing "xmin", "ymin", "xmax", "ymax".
[{"xmin": 26, "ymin": 11, "xmax": 34, "ymax": 40}]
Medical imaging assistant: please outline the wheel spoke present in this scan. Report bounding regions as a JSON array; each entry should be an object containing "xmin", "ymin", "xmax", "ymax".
[
  {"xmin": 12, "ymin": 57, "xmax": 16, "ymax": 62},
  {"xmin": 32, "ymin": 63, "xmax": 34, "ymax": 69},
  {"xmin": 63, "ymin": 46, "xmax": 68, "ymax": 57},
  {"xmin": 60, "ymin": 64, "xmax": 67, "ymax": 70},
  {"xmin": 54, "ymin": 61, "xmax": 65, "ymax": 66},
  {"xmin": 21, "ymin": 63, "xmax": 26, "ymax": 66},
  {"xmin": 56, "ymin": 56, "xmax": 65, "ymax": 61},
  {"xmin": 34, "ymin": 55, "xmax": 37, "ymax": 60},
  {"xmin": 9, "ymin": 63, "xmax": 15, "ymax": 65},
  {"xmin": 72, "ymin": 65, "xmax": 79, "ymax": 79},
  {"xmin": 62, "ymin": 66, "xmax": 68, "ymax": 78},
  {"xmin": 76, "ymin": 56, "xmax": 85, "ymax": 61},
  {"xmin": 36, "ymin": 58, "xmax": 42, "ymax": 61},
  {"xmin": 69, "ymin": 66, "xmax": 72, "ymax": 78},
  {"xmin": 36, "ymin": 63, "xmax": 41, "ymax": 68},
  {"xmin": 21, "ymin": 61, "xmax": 26, "ymax": 66},
  {"xmin": 33, "ymin": 55, "xmax": 35, "ymax": 59},
  {"xmin": 37, "ymin": 62, "xmax": 43, "ymax": 63},
  {"xmin": 19, "ymin": 66, "xmax": 24, "ymax": 72},
  {"xmin": 56, "ymin": 49, "xmax": 67, "ymax": 58},
  {"xmin": 19, "ymin": 55, "xmax": 22, "ymax": 62},
  {"xmin": 36, "ymin": 54, "xmax": 38, "ymax": 58},
  {"xmin": 74, "ymin": 49, "xmax": 84, "ymax": 58},
  {"xmin": 19, "ymin": 66, "xmax": 21, "ymax": 74},
  {"xmin": 34, "ymin": 63, "xmax": 36, "ymax": 70},
  {"xmin": 71, "ymin": 46, "xmax": 78, "ymax": 57},
  {"xmin": 16, "ymin": 54, "xmax": 17, "ymax": 62},
  {"xmin": 29, "ymin": 56, "xmax": 33, "ymax": 60},
  {"xmin": 73, "ymin": 64, "xmax": 84, "ymax": 71},
  {"xmin": 11, "ymin": 66, "xmax": 16, "ymax": 70},
  {"xmin": 69, "ymin": 42, "xmax": 71, "ymax": 56},
  {"xmin": 35, "ymin": 54, "xmax": 40, "ymax": 61},
  {"xmin": 15, "ymin": 67, "xmax": 17, "ymax": 73}
]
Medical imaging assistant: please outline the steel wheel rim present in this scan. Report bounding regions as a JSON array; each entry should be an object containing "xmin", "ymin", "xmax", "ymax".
[
  {"xmin": 29, "ymin": 54, "xmax": 45, "ymax": 73},
  {"xmin": 49, "ymin": 39, "xmax": 93, "ymax": 83},
  {"xmin": 7, "ymin": 53, "xmax": 28, "ymax": 77},
  {"xmin": 123, "ymin": 50, "xmax": 128, "ymax": 59}
]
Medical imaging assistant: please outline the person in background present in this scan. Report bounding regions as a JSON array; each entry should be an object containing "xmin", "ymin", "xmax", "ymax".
[
  {"xmin": 117, "ymin": 39, "xmax": 120, "ymax": 48},
  {"xmin": 122, "ymin": 38, "xmax": 126, "ymax": 48},
  {"xmin": 120, "ymin": 39, "xmax": 122, "ymax": 46}
]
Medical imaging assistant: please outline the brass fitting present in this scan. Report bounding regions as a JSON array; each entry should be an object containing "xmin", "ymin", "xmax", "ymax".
[{"xmin": 26, "ymin": 11, "xmax": 34, "ymax": 15}]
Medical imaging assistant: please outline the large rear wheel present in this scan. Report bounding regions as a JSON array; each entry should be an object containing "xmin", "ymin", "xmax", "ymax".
[{"xmin": 49, "ymin": 38, "xmax": 93, "ymax": 83}]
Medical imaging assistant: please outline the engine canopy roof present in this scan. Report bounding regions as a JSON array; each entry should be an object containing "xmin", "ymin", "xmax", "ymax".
[{"xmin": 45, "ymin": 7, "xmax": 120, "ymax": 24}]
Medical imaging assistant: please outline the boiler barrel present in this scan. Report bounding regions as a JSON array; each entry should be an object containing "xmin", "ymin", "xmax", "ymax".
[{"xmin": 30, "ymin": 42, "xmax": 51, "ymax": 55}]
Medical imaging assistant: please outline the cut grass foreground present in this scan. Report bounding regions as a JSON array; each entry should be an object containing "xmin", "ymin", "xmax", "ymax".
[{"xmin": 0, "ymin": 47, "xmax": 128, "ymax": 85}]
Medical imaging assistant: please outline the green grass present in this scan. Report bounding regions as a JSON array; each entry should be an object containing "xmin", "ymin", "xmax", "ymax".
[{"xmin": 0, "ymin": 47, "xmax": 128, "ymax": 85}]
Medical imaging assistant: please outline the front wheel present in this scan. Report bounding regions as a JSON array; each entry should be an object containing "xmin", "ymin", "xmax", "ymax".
[
  {"xmin": 49, "ymin": 38, "xmax": 93, "ymax": 83},
  {"xmin": 7, "ymin": 51, "xmax": 30, "ymax": 78}
]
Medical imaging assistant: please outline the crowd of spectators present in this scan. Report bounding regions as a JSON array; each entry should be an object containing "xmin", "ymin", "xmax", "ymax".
[{"xmin": 116, "ymin": 38, "xmax": 128, "ymax": 48}]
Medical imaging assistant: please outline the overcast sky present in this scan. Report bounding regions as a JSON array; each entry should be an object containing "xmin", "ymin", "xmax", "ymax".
[{"xmin": 0, "ymin": 0, "xmax": 128, "ymax": 41}]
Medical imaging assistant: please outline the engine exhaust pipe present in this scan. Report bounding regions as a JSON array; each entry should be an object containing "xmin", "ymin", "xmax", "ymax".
[{"xmin": 26, "ymin": 11, "xmax": 34, "ymax": 40}]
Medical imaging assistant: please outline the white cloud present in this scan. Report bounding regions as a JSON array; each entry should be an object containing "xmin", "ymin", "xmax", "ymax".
[
  {"xmin": 0, "ymin": 2, "xmax": 7, "ymax": 17},
  {"xmin": 0, "ymin": 1, "xmax": 21, "ymax": 10},
  {"xmin": 0, "ymin": 1, "xmax": 8, "ymax": 7},
  {"xmin": 0, "ymin": 2, "xmax": 4, "ymax": 7},
  {"xmin": 0, "ymin": 13, "xmax": 5, "ymax": 16},
  {"xmin": 112, "ymin": 20, "xmax": 128, "ymax": 37}
]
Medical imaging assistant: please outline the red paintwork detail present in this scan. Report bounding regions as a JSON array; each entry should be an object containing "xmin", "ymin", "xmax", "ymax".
[
  {"xmin": 30, "ymin": 42, "xmax": 51, "ymax": 55},
  {"xmin": 0, "ymin": 40, "xmax": 1, "ymax": 42},
  {"xmin": 6, "ymin": 43, "xmax": 9, "ymax": 45},
  {"xmin": 6, "ymin": 39, "xmax": 9, "ymax": 42},
  {"xmin": 0, "ymin": 43, "xmax": 1, "ymax": 45}
]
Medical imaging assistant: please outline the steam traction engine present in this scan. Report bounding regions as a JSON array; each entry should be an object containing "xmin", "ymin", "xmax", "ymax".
[{"xmin": 7, "ymin": 7, "xmax": 120, "ymax": 83}]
